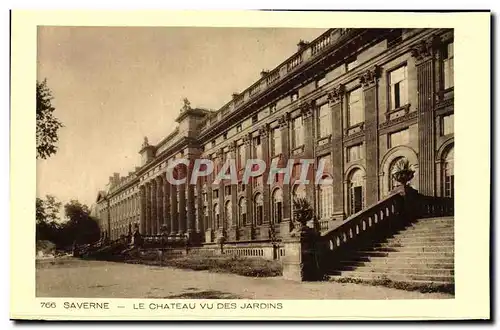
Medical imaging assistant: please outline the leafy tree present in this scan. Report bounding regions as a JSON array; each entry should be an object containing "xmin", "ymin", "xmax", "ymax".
[
  {"xmin": 62, "ymin": 200, "xmax": 100, "ymax": 246},
  {"xmin": 36, "ymin": 195, "xmax": 62, "ymax": 243},
  {"xmin": 36, "ymin": 79, "xmax": 63, "ymax": 159}
]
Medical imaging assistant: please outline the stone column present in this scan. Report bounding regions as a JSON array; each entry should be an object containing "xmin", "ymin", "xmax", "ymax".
[
  {"xmin": 301, "ymin": 101, "xmax": 315, "ymax": 207},
  {"xmin": 412, "ymin": 37, "xmax": 438, "ymax": 196},
  {"xmin": 260, "ymin": 125, "xmax": 271, "ymax": 240},
  {"xmin": 360, "ymin": 66, "xmax": 381, "ymax": 206},
  {"xmin": 177, "ymin": 166, "xmax": 187, "ymax": 235},
  {"xmin": 156, "ymin": 176, "xmax": 163, "ymax": 234},
  {"xmin": 229, "ymin": 143, "xmax": 239, "ymax": 241},
  {"xmin": 139, "ymin": 186, "xmax": 146, "ymax": 234},
  {"xmin": 162, "ymin": 172, "xmax": 170, "ymax": 234},
  {"xmin": 186, "ymin": 159, "xmax": 197, "ymax": 239},
  {"xmin": 206, "ymin": 161, "xmax": 214, "ymax": 242},
  {"xmin": 328, "ymin": 85, "xmax": 346, "ymax": 218},
  {"xmin": 217, "ymin": 149, "xmax": 225, "ymax": 237},
  {"xmin": 150, "ymin": 180, "xmax": 157, "ymax": 235},
  {"xmin": 170, "ymin": 178, "xmax": 178, "ymax": 235},
  {"xmin": 279, "ymin": 114, "xmax": 292, "ymax": 238},
  {"xmin": 145, "ymin": 182, "xmax": 152, "ymax": 235},
  {"xmin": 243, "ymin": 135, "xmax": 255, "ymax": 240}
]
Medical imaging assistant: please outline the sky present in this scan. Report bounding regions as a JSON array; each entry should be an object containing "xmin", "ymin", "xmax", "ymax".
[{"xmin": 36, "ymin": 26, "xmax": 327, "ymax": 209}]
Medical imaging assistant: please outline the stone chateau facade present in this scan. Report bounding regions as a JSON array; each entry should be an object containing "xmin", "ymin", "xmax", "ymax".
[{"xmin": 95, "ymin": 28, "xmax": 454, "ymax": 243}]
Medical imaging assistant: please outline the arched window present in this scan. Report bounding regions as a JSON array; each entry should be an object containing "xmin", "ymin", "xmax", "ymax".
[
  {"xmin": 238, "ymin": 198, "xmax": 247, "ymax": 227},
  {"xmin": 389, "ymin": 156, "xmax": 406, "ymax": 191},
  {"xmin": 225, "ymin": 200, "xmax": 232, "ymax": 228},
  {"xmin": 318, "ymin": 178, "xmax": 334, "ymax": 220},
  {"xmin": 213, "ymin": 203, "xmax": 220, "ymax": 228},
  {"xmin": 443, "ymin": 146, "xmax": 454, "ymax": 197},
  {"xmin": 349, "ymin": 169, "xmax": 365, "ymax": 215},
  {"xmin": 254, "ymin": 193, "xmax": 263, "ymax": 226},
  {"xmin": 272, "ymin": 188, "xmax": 283, "ymax": 224}
]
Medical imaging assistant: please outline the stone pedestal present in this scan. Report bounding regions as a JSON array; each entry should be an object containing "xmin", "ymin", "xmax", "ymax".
[
  {"xmin": 204, "ymin": 229, "xmax": 213, "ymax": 243},
  {"xmin": 279, "ymin": 220, "xmax": 293, "ymax": 240},
  {"xmin": 282, "ymin": 228, "xmax": 323, "ymax": 281}
]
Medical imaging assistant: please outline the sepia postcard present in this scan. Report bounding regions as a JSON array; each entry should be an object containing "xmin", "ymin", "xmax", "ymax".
[{"xmin": 10, "ymin": 10, "xmax": 491, "ymax": 320}]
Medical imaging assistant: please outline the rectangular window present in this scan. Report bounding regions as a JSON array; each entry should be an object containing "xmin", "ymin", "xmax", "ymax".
[
  {"xmin": 389, "ymin": 129, "xmax": 410, "ymax": 148},
  {"xmin": 443, "ymin": 42, "xmax": 454, "ymax": 89},
  {"xmin": 254, "ymin": 175, "xmax": 263, "ymax": 187},
  {"xmin": 213, "ymin": 189, "xmax": 219, "ymax": 199},
  {"xmin": 347, "ymin": 144, "xmax": 363, "ymax": 162},
  {"xmin": 222, "ymin": 133, "xmax": 227, "ymax": 140},
  {"xmin": 238, "ymin": 144, "xmax": 245, "ymax": 169},
  {"xmin": 253, "ymin": 136, "xmax": 262, "ymax": 159},
  {"xmin": 346, "ymin": 58, "xmax": 358, "ymax": 71},
  {"xmin": 291, "ymin": 92, "xmax": 299, "ymax": 102},
  {"xmin": 348, "ymin": 88, "xmax": 363, "ymax": 127},
  {"xmin": 272, "ymin": 127, "xmax": 282, "ymax": 156},
  {"xmin": 316, "ymin": 76, "xmax": 327, "ymax": 88},
  {"xmin": 292, "ymin": 116, "xmax": 304, "ymax": 148},
  {"xmin": 317, "ymin": 103, "xmax": 332, "ymax": 138},
  {"xmin": 225, "ymin": 186, "xmax": 231, "ymax": 196},
  {"xmin": 442, "ymin": 114, "xmax": 454, "ymax": 135},
  {"xmin": 236, "ymin": 124, "xmax": 242, "ymax": 133},
  {"xmin": 252, "ymin": 115, "xmax": 258, "ymax": 124},
  {"xmin": 389, "ymin": 65, "xmax": 408, "ymax": 109},
  {"xmin": 211, "ymin": 140, "xmax": 216, "ymax": 148}
]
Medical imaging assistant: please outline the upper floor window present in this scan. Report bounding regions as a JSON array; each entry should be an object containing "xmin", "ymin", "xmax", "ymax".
[
  {"xmin": 346, "ymin": 58, "xmax": 358, "ymax": 71},
  {"xmin": 253, "ymin": 136, "xmax": 262, "ymax": 159},
  {"xmin": 389, "ymin": 128, "xmax": 409, "ymax": 148},
  {"xmin": 213, "ymin": 189, "xmax": 219, "ymax": 199},
  {"xmin": 292, "ymin": 116, "xmax": 304, "ymax": 148},
  {"xmin": 211, "ymin": 140, "xmax": 216, "ymax": 148},
  {"xmin": 316, "ymin": 76, "xmax": 327, "ymax": 88},
  {"xmin": 347, "ymin": 144, "xmax": 364, "ymax": 162},
  {"xmin": 236, "ymin": 124, "xmax": 242, "ymax": 133},
  {"xmin": 272, "ymin": 127, "xmax": 282, "ymax": 156},
  {"xmin": 389, "ymin": 65, "xmax": 408, "ymax": 109},
  {"xmin": 317, "ymin": 103, "xmax": 332, "ymax": 138},
  {"xmin": 443, "ymin": 42, "xmax": 454, "ymax": 89},
  {"xmin": 347, "ymin": 87, "xmax": 363, "ymax": 127},
  {"xmin": 290, "ymin": 92, "xmax": 299, "ymax": 102},
  {"xmin": 238, "ymin": 144, "xmax": 245, "ymax": 169},
  {"xmin": 442, "ymin": 114, "xmax": 454, "ymax": 136},
  {"xmin": 252, "ymin": 114, "xmax": 258, "ymax": 124},
  {"xmin": 222, "ymin": 133, "xmax": 228, "ymax": 140}
]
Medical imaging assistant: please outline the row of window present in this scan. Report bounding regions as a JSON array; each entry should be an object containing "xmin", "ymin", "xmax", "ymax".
[{"xmin": 207, "ymin": 41, "xmax": 454, "ymax": 153}]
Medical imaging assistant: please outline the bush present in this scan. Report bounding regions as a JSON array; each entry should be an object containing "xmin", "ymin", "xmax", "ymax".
[
  {"xmin": 331, "ymin": 276, "xmax": 454, "ymax": 294},
  {"xmin": 127, "ymin": 254, "xmax": 283, "ymax": 277}
]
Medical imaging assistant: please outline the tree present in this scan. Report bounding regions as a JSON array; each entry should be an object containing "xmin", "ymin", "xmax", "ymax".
[
  {"xmin": 62, "ymin": 200, "xmax": 100, "ymax": 246},
  {"xmin": 37, "ymin": 79, "xmax": 63, "ymax": 159},
  {"xmin": 36, "ymin": 195, "xmax": 62, "ymax": 243}
]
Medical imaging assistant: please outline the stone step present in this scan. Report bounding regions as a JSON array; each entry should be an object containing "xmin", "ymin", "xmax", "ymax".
[
  {"xmin": 328, "ymin": 275, "xmax": 454, "ymax": 286},
  {"xmin": 330, "ymin": 270, "xmax": 454, "ymax": 283},
  {"xmin": 332, "ymin": 265, "xmax": 454, "ymax": 276},
  {"xmin": 355, "ymin": 250, "xmax": 454, "ymax": 258},
  {"xmin": 390, "ymin": 230, "xmax": 454, "ymax": 239},
  {"xmin": 339, "ymin": 259, "xmax": 454, "ymax": 269},
  {"xmin": 395, "ymin": 225, "xmax": 454, "ymax": 233},
  {"xmin": 366, "ymin": 245, "xmax": 454, "ymax": 253},
  {"xmin": 418, "ymin": 217, "xmax": 454, "ymax": 222},
  {"xmin": 383, "ymin": 235, "xmax": 454, "ymax": 244}
]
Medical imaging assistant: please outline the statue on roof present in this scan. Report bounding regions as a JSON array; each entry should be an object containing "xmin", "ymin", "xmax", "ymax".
[
  {"xmin": 142, "ymin": 136, "xmax": 149, "ymax": 148},
  {"xmin": 181, "ymin": 97, "xmax": 192, "ymax": 112}
]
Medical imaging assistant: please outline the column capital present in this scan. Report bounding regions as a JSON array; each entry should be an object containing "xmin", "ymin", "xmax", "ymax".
[
  {"xmin": 299, "ymin": 100, "xmax": 314, "ymax": 119},
  {"xmin": 229, "ymin": 141, "xmax": 237, "ymax": 153},
  {"xmin": 243, "ymin": 134, "xmax": 252, "ymax": 146},
  {"xmin": 359, "ymin": 65, "xmax": 381, "ymax": 89},
  {"xmin": 411, "ymin": 35, "xmax": 441, "ymax": 65},
  {"xmin": 278, "ymin": 113, "xmax": 290, "ymax": 129},
  {"xmin": 328, "ymin": 84, "xmax": 345, "ymax": 105},
  {"xmin": 258, "ymin": 124, "xmax": 270, "ymax": 138}
]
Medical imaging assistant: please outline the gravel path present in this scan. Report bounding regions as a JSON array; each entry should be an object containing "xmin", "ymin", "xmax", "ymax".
[{"xmin": 36, "ymin": 258, "xmax": 453, "ymax": 299}]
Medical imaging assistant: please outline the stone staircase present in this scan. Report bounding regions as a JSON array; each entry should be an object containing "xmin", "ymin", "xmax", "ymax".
[{"xmin": 328, "ymin": 216, "xmax": 454, "ymax": 286}]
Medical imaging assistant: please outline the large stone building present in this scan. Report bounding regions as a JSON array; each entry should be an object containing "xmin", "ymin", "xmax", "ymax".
[{"xmin": 95, "ymin": 28, "xmax": 454, "ymax": 244}]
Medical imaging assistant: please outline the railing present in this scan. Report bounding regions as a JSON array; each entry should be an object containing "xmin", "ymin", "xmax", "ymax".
[
  {"xmin": 311, "ymin": 32, "xmax": 332, "ymax": 56},
  {"xmin": 322, "ymin": 193, "xmax": 405, "ymax": 253},
  {"xmin": 286, "ymin": 54, "xmax": 303, "ymax": 72},
  {"xmin": 140, "ymin": 234, "xmax": 188, "ymax": 249},
  {"xmin": 418, "ymin": 195, "xmax": 454, "ymax": 218},
  {"xmin": 265, "ymin": 70, "xmax": 280, "ymax": 86}
]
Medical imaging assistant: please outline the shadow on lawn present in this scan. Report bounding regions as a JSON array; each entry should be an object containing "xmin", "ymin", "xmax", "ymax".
[{"xmin": 162, "ymin": 290, "xmax": 243, "ymax": 299}]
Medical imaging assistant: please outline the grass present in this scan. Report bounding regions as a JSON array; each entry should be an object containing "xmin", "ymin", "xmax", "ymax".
[
  {"xmin": 331, "ymin": 276, "xmax": 455, "ymax": 295},
  {"xmin": 126, "ymin": 254, "xmax": 283, "ymax": 278}
]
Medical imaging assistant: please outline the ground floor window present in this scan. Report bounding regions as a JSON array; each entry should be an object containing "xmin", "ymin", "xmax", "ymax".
[
  {"xmin": 349, "ymin": 169, "xmax": 365, "ymax": 215},
  {"xmin": 443, "ymin": 146, "xmax": 454, "ymax": 197}
]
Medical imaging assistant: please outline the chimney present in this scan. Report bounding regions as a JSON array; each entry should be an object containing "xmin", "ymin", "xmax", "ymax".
[{"xmin": 260, "ymin": 70, "xmax": 269, "ymax": 78}]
